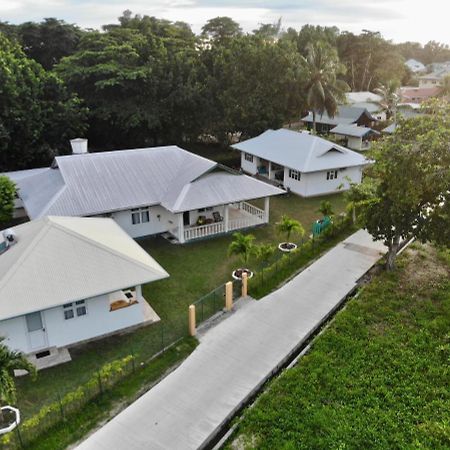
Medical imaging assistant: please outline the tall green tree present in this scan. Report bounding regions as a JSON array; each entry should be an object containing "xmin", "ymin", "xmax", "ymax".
[
  {"xmin": 201, "ymin": 17, "xmax": 242, "ymax": 45},
  {"xmin": 301, "ymin": 41, "xmax": 348, "ymax": 132},
  {"xmin": 0, "ymin": 338, "xmax": 36, "ymax": 422},
  {"xmin": 0, "ymin": 33, "xmax": 86, "ymax": 171},
  {"xmin": 347, "ymin": 100, "xmax": 450, "ymax": 270}
]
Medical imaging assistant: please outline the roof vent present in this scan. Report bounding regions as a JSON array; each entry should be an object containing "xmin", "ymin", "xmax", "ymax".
[{"xmin": 70, "ymin": 138, "xmax": 88, "ymax": 154}]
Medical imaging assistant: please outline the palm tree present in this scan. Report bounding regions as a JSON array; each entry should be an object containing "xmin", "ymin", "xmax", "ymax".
[
  {"xmin": 318, "ymin": 200, "xmax": 334, "ymax": 217},
  {"xmin": 374, "ymin": 80, "xmax": 400, "ymax": 121},
  {"xmin": 276, "ymin": 215, "xmax": 305, "ymax": 243},
  {"xmin": 253, "ymin": 243, "xmax": 276, "ymax": 267},
  {"xmin": 228, "ymin": 232, "xmax": 255, "ymax": 266},
  {"xmin": 301, "ymin": 41, "xmax": 349, "ymax": 133},
  {"xmin": 0, "ymin": 338, "xmax": 36, "ymax": 423}
]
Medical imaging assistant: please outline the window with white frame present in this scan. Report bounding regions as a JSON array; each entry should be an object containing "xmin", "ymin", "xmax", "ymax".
[
  {"xmin": 244, "ymin": 153, "xmax": 254, "ymax": 162},
  {"xmin": 288, "ymin": 169, "xmax": 301, "ymax": 181},
  {"xmin": 63, "ymin": 300, "xmax": 87, "ymax": 320},
  {"xmin": 326, "ymin": 170, "xmax": 338, "ymax": 180},
  {"xmin": 131, "ymin": 207, "xmax": 150, "ymax": 225}
]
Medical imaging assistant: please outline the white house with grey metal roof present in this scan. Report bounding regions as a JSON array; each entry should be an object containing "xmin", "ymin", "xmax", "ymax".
[
  {"xmin": 0, "ymin": 216, "xmax": 168, "ymax": 369},
  {"xmin": 5, "ymin": 142, "xmax": 284, "ymax": 243},
  {"xmin": 301, "ymin": 105, "xmax": 377, "ymax": 133},
  {"xmin": 232, "ymin": 129, "xmax": 368, "ymax": 197},
  {"xmin": 330, "ymin": 124, "xmax": 380, "ymax": 151}
]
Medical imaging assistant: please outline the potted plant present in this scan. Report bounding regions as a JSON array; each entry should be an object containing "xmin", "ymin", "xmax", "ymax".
[
  {"xmin": 228, "ymin": 232, "xmax": 255, "ymax": 279},
  {"xmin": 276, "ymin": 215, "xmax": 304, "ymax": 252},
  {"xmin": 0, "ymin": 338, "xmax": 35, "ymax": 434}
]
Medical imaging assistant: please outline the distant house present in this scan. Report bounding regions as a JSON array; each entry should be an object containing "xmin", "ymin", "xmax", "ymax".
[
  {"xmin": 5, "ymin": 142, "xmax": 283, "ymax": 244},
  {"xmin": 232, "ymin": 129, "xmax": 368, "ymax": 197},
  {"xmin": 418, "ymin": 66, "xmax": 450, "ymax": 88},
  {"xmin": 399, "ymin": 86, "xmax": 440, "ymax": 103},
  {"xmin": 301, "ymin": 106, "xmax": 377, "ymax": 134},
  {"xmin": 330, "ymin": 124, "xmax": 380, "ymax": 151},
  {"xmin": 405, "ymin": 58, "xmax": 426, "ymax": 74},
  {"xmin": 0, "ymin": 216, "xmax": 168, "ymax": 369},
  {"xmin": 345, "ymin": 92, "xmax": 386, "ymax": 121}
]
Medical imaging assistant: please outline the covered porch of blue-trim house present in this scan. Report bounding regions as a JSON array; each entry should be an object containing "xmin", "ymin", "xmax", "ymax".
[{"xmin": 169, "ymin": 198, "xmax": 270, "ymax": 243}]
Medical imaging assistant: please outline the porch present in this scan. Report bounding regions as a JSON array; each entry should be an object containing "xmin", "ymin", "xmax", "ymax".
[
  {"xmin": 257, "ymin": 159, "xmax": 284, "ymax": 184},
  {"xmin": 171, "ymin": 199, "xmax": 269, "ymax": 243}
]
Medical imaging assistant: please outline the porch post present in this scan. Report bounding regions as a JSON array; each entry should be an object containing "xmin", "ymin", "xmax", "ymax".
[
  {"xmin": 268, "ymin": 161, "xmax": 272, "ymax": 180},
  {"xmin": 177, "ymin": 213, "xmax": 185, "ymax": 244},
  {"xmin": 264, "ymin": 197, "xmax": 270, "ymax": 223},
  {"xmin": 224, "ymin": 204, "xmax": 230, "ymax": 233}
]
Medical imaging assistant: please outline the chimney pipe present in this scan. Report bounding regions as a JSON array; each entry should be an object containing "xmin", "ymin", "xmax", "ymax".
[{"xmin": 70, "ymin": 138, "xmax": 88, "ymax": 154}]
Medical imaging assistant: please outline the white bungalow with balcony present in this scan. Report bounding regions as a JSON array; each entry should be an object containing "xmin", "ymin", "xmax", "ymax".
[
  {"xmin": 232, "ymin": 129, "xmax": 369, "ymax": 197},
  {"xmin": 0, "ymin": 216, "xmax": 168, "ymax": 369},
  {"xmin": 5, "ymin": 141, "xmax": 283, "ymax": 244}
]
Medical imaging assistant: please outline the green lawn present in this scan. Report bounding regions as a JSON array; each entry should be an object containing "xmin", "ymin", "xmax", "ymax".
[
  {"xmin": 15, "ymin": 192, "xmax": 347, "ymax": 420},
  {"xmin": 226, "ymin": 244, "xmax": 450, "ymax": 449}
]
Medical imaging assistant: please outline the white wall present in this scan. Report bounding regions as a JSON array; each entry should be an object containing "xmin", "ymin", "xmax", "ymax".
[
  {"xmin": 241, "ymin": 152, "xmax": 258, "ymax": 175},
  {"xmin": 419, "ymin": 78, "xmax": 439, "ymax": 88},
  {"xmin": 0, "ymin": 290, "xmax": 149, "ymax": 354},
  {"xmin": 283, "ymin": 166, "xmax": 363, "ymax": 197},
  {"xmin": 111, "ymin": 205, "xmax": 177, "ymax": 238},
  {"xmin": 347, "ymin": 136, "xmax": 363, "ymax": 151}
]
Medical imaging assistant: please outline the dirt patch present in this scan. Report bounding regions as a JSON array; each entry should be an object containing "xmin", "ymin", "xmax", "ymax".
[{"xmin": 399, "ymin": 244, "xmax": 450, "ymax": 295}]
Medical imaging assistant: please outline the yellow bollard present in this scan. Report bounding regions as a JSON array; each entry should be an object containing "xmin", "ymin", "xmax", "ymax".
[
  {"xmin": 188, "ymin": 304, "xmax": 196, "ymax": 336},
  {"xmin": 242, "ymin": 272, "xmax": 248, "ymax": 297},
  {"xmin": 225, "ymin": 281, "xmax": 233, "ymax": 311}
]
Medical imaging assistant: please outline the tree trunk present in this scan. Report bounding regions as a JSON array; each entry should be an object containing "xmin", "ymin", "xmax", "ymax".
[
  {"xmin": 352, "ymin": 206, "xmax": 356, "ymax": 224},
  {"xmin": 386, "ymin": 234, "xmax": 401, "ymax": 271},
  {"xmin": 312, "ymin": 111, "xmax": 316, "ymax": 134}
]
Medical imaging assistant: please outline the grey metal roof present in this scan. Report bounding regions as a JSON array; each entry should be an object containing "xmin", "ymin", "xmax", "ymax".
[
  {"xmin": 382, "ymin": 123, "xmax": 397, "ymax": 134},
  {"xmin": 6, "ymin": 146, "xmax": 283, "ymax": 218},
  {"xmin": 346, "ymin": 92, "xmax": 382, "ymax": 104},
  {"xmin": 0, "ymin": 216, "xmax": 169, "ymax": 321},
  {"xmin": 301, "ymin": 105, "xmax": 377, "ymax": 126},
  {"xmin": 232, "ymin": 129, "xmax": 368, "ymax": 173},
  {"xmin": 330, "ymin": 124, "xmax": 379, "ymax": 138}
]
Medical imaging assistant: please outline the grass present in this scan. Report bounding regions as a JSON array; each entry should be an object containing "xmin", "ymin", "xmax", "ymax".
[
  {"xmin": 15, "ymin": 192, "xmax": 348, "ymax": 421},
  {"xmin": 21, "ymin": 338, "xmax": 197, "ymax": 450},
  {"xmin": 226, "ymin": 244, "xmax": 450, "ymax": 450}
]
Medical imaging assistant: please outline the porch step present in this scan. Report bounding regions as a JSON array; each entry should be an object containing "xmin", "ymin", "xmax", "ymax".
[{"xmin": 14, "ymin": 347, "xmax": 72, "ymax": 376}]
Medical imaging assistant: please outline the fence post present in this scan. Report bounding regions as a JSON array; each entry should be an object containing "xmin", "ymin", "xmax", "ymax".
[
  {"xmin": 225, "ymin": 281, "xmax": 233, "ymax": 311},
  {"xmin": 242, "ymin": 273, "xmax": 248, "ymax": 297},
  {"xmin": 188, "ymin": 304, "xmax": 196, "ymax": 336}
]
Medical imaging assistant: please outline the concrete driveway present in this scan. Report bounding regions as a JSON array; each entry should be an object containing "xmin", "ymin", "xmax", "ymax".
[{"xmin": 77, "ymin": 229, "xmax": 386, "ymax": 450}]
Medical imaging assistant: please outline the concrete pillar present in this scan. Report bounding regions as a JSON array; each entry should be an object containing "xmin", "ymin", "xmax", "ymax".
[
  {"xmin": 188, "ymin": 304, "xmax": 196, "ymax": 336},
  {"xmin": 268, "ymin": 161, "xmax": 272, "ymax": 180},
  {"xmin": 242, "ymin": 273, "xmax": 248, "ymax": 297},
  {"xmin": 178, "ymin": 213, "xmax": 185, "ymax": 244},
  {"xmin": 135, "ymin": 285, "xmax": 142, "ymax": 300},
  {"xmin": 224, "ymin": 204, "xmax": 230, "ymax": 233},
  {"xmin": 264, "ymin": 197, "xmax": 270, "ymax": 223},
  {"xmin": 225, "ymin": 281, "xmax": 233, "ymax": 311}
]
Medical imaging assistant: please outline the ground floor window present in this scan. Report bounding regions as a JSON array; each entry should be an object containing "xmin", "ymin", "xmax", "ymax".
[
  {"xmin": 131, "ymin": 207, "xmax": 150, "ymax": 224},
  {"xmin": 288, "ymin": 169, "xmax": 301, "ymax": 181},
  {"xmin": 244, "ymin": 153, "xmax": 254, "ymax": 162},
  {"xmin": 63, "ymin": 300, "xmax": 87, "ymax": 320},
  {"xmin": 326, "ymin": 170, "xmax": 338, "ymax": 180}
]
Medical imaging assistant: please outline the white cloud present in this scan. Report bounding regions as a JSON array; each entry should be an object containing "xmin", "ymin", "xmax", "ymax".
[{"xmin": 0, "ymin": 0, "xmax": 448, "ymax": 44}]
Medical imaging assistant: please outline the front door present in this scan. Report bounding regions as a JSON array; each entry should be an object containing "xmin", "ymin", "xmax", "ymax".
[
  {"xmin": 25, "ymin": 312, "xmax": 48, "ymax": 351},
  {"xmin": 183, "ymin": 211, "xmax": 190, "ymax": 226}
]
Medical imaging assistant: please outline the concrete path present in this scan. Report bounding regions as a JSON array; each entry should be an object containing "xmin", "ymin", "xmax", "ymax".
[{"xmin": 77, "ymin": 230, "xmax": 386, "ymax": 450}]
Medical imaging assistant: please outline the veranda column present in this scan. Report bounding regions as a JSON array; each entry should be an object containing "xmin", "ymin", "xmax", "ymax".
[
  {"xmin": 224, "ymin": 204, "xmax": 230, "ymax": 233},
  {"xmin": 268, "ymin": 161, "xmax": 272, "ymax": 180},
  {"xmin": 264, "ymin": 197, "xmax": 270, "ymax": 223},
  {"xmin": 177, "ymin": 213, "xmax": 185, "ymax": 244}
]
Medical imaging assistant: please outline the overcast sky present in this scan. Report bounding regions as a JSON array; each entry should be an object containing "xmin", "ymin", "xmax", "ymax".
[{"xmin": 1, "ymin": 0, "xmax": 448, "ymax": 45}]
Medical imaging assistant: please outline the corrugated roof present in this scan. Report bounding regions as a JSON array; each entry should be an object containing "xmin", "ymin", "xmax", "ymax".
[
  {"xmin": 331, "ymin": 124, "xmax": 379, "ymax": 138},
  {"xmin": 168, "ymin": 171, "xmax": 284, "ymax": 212},
  {"xmin": 5, "ymin": 146, "xmax": 282, "ymax": 218},
  {"xmin": 301, "ymin": 105, "xmax": 377, "ymax": 126},
  {"xmin": 232, "ymin": 129, "xmax": 368, "ymax": 173},
  {"xmin": 346, "ymin": 92, "xmax": 382, "ymax": 104},
  {"xmin": 382, "ymin": 123, "xmax": 396, "ymax": 134},
  {"xmin": 0, "ymin": 216, "xmax": 169, "ymax": 321}
]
